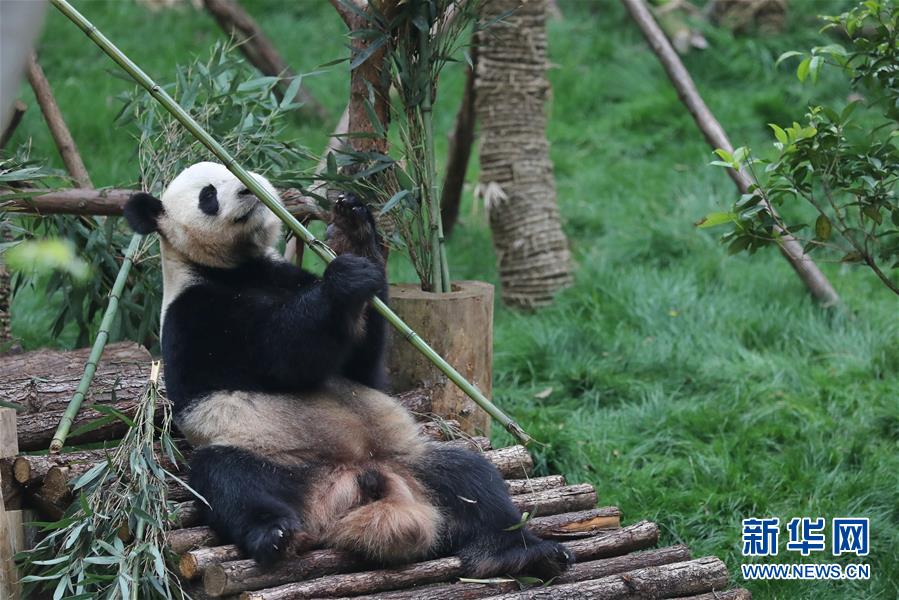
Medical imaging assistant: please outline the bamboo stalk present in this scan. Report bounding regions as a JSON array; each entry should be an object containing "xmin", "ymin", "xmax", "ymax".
[
  {"xmin": 48, "ymin": 233, "xmax": 142, "ymax": 452},
  {"xmin": 48, "ymin": 0, "xmax": 531, "ymax": 445},
  {"xmin": 418, "ymin": 2, "xmax": 451, "ymax": 293}
]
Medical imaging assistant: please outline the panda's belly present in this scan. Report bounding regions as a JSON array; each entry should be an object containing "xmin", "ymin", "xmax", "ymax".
[{"xmin": 177, "ymin": 379, "xmax": 425, "ymax": 465}]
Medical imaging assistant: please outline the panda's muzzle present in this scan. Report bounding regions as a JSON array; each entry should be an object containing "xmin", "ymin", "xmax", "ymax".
[{"xmin": 233, "ymin": 201, "xmax": 260, "ymax": 224}]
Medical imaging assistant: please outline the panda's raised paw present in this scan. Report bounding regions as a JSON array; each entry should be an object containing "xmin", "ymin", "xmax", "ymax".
[
  {"xmin": 244, "ymin": 514, "xmax": 303, "ymax": 566},
  {"xmin": 332, "ymin": 192, "xmax": 374, "ymax": 227},
  {"xmin": 323, "ymin": 254, "xmax": 385, "ymax": 304}
]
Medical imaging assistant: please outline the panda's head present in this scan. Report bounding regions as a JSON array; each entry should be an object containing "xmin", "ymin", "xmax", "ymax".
[{"xmin": 124, "ymin": 162, "xmax": 282, "ymax": 268}]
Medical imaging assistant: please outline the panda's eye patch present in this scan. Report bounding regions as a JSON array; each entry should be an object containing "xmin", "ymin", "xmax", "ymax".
[
  {"xmin": 198, "ymin": 184, "xmax": 219, "ymax": 216},
  {"xmin": 238, "ymin": 188, "xmax": 254, "ymax": 196}
]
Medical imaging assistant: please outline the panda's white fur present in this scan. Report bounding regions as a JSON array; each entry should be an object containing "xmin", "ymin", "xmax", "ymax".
[{"xmin": 124, "ymin": 162, "xmax": 571, "ymax": 575}]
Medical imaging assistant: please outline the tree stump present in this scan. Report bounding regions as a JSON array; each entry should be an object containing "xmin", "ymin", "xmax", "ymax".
[{"xmin": 386, "ymin": 281, "xmax": 493, "ymax": 435}]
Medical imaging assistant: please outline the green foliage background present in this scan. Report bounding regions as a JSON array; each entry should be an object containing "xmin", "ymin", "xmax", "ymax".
[{"xmin": 7, "ymin": 1, "xmax": 897, "ymax": 598}]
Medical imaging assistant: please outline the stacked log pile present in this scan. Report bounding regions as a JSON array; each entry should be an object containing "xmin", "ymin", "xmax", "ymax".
[{"xmin": 1, "ymin": 345, "xmax": 750, "ymax": 599}]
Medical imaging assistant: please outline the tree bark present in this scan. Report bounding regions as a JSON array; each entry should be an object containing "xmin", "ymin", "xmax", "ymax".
[
  {"xmin": 440, "ymin": 42, "xmax": 477, "ymax": 237},
  {"xmin": 329, "ymin": 0, "xmax": 390, "ymax": 155},
  {"xmin": 511, "ymin": 483, "xmax": 596, "ymax": 516},
  {"xmin": 478, "ymin": 557, "xmax": 729, "ymax": 599},
  {"xmin": 206, "ymin": 548, "xmax": 362, "ymax": 597},
  {"xmin": 505, "ymin": 474, "xmax": 565, "ymax": 495},
  {"xmin": 346, "ymin": 545, "xmax": 692, "ymax": 600},
  {"xmin": 0, "ymin": 341, "xmax": 148, "ymax": 381},
  {"xmin": 620, "ymin": 0, "xmax": 840, "ymax": 307},
  {"xmin": 475, "ymin": 0, "xmax": 572, "ymax": 309},
  {"xmin": 673, "ymin": 589, "xmax": 752, "ymax": 600},
  {"xmin": 202, "ymin": 0, "xmax": 327, "ymax": 120},
  {"xmin": 527, "ymin": 506, "xmax": 621, "ymax": 539},
  {"xmin": 564, "ymin": 520, "xmax": 659, "ymax": 562},
  {"xmin": 25, "ymin": 53, "xmax": 93, "ymax": 189},
  {"xmin": 2, "ymin": 187, "xmax": 324, "ymax": 220}
]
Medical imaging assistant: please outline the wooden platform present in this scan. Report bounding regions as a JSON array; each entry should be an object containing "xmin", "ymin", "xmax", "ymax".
[{"xmin": 1, "ymin": 344, "xmax": 751, "ymax": 599}]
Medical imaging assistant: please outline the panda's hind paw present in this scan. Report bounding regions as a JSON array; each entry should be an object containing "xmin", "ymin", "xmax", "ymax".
[{"xmin": 244, "ymin": 515, "xmax": 302, "ymax": 566}]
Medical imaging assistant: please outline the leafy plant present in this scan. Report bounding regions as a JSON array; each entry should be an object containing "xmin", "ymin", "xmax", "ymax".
[
  {"xmin": 321, "ymin": 0, "xmax": 479, "ymax": 291},
  {"xmin": 116, "ymin": 40, "xmax": 311, "ymax": 195},
  {"xmin": 17, "ymin": 364, "xmax": 194, "ymax": 600},
  {"xmin": 699, "ymin": 0, "xmax": 899, "ymax": 296}
]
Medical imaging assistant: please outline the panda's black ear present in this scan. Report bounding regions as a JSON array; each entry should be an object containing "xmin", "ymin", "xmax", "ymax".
[{"xmin": 124, "ymin": 193, "xmax": 163, "ymax": 234}]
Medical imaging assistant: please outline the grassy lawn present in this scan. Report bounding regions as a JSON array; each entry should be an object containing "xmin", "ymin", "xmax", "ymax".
[{"xmin": 8, "ymin": 1, "xmax": 897, "ymax": 598}]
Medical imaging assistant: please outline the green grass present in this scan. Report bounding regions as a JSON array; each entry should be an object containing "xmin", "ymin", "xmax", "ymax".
[{"xmin": 8, "ymin": 1, "xmax": 898, "ymax": 598}]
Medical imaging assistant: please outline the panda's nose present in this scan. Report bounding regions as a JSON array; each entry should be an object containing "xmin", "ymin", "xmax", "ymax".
[{"xmin": 238, "ymin": 188, "xmax": 254, "ymax": 196}]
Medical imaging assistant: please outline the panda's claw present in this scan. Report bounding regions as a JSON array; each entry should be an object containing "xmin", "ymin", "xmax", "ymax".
[{"xmin": 244, "ymin": 514, "xmax": 301, "ymax": 566}]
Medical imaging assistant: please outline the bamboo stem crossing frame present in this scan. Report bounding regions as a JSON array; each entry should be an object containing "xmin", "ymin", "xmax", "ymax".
[{"xmin": 48, "ymin": 0, "xmax": 531, "ymax": 445}]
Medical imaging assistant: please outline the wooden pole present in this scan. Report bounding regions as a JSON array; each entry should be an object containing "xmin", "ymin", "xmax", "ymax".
[
  {"xmin": 25, "ymin": 53, "xmax": 92, "ymax": 188},
  {"xmin": 620, "ymin": 0, "xmax": 840, "ymax": 307}
]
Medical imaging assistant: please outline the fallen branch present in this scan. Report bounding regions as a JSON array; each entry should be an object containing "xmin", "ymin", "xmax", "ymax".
[
  {"xmin": 202, "ymin": 0, "xmax": 327, "ymax": 120},
  {"xmin": 674, "ymin": 589, "xmax": 752, "ymax": 600},
  {"xmin": 620, "ymin": 0, "xmax": 840, "ymax": 307},
  {"xmin": 25, "ymin": 53, "xmax": 92, "ymax": 188},
  {"xmin": 512, "ymin": 483, "xmax": 596, "ymax": 516},
  {"xmin": 344, "ymin": 545, "xmax": 692, "ymax": 600}
]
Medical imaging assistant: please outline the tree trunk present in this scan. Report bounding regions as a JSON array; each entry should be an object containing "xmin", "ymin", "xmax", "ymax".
[
  {"xmin": 475, "ymin": 0, "xmax": 572, "ymax": 309},
  {"xmin": 440, "ymin": 41, "xmax": 477, "ymax": 237}
]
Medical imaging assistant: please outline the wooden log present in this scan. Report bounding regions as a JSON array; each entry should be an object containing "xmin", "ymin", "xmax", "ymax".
[
  {"xmin": 25, "ymin": 53, "xmax": 93, "ymax": 188},
  {"xmin": 2, "ymin": 187, "xmax": 323, "ymax": 219},
  {"xmin": 510, "ymin": 483, "xmax": 596, "ymax": 516},
  {"xmin": 0, "ymin": 341, "xmax": 148, "ymax": 386},
  {"xmin": 181, "ymin": 545, "xmax": 244, "ymax": 581},
  {"xmin": 202, "ymin": 0, "xmax": 327, "ymax": 119},
  {"xmin": 505, "ymin": 475, "xmax": 565, "ymax": 496},
  {"xmin": 478, "ymin": 557, "xmax": 729, "ymax": 599},
  {"xmin": 15, "ymin": 400, "xmax": 142, "ymax": 451},
  {"xmin": 672, "ymin": 590, "xmax": 752, "ymax": 600},
  {"xmin": 397, "ymin": 387, "xmax": 434, "ymax": 416},
  {"xmin": 0, "ymin": 100, "xmax": 26, "ymax": 149},
  {"xmin": 343, "ymin": 545, "xmax": 692, "ymax": 600},
  {"xmin": 205, "ymin": 548, "xmax": 360, "ymax": 597},
  {"xmin": 0, "ymin": 459, "xmax": 20, "ymax": 510},
  {"xmin": 387, "ymin": 282, "xmax": 494, "ymax": 435},
  {"xmin": 232, "ymin": 522, "xmax": 658, "ymax": 599},
  {"xmin": 167, "ymin": 526, "xmax": 220, "ymax": 555},
  {"xmin": 443, "ymin": 436, "xmax": 491, "ymax": 452},
  {"xmin": 527, "ymin": 507, "xmax": 620, "ymax": 539},
  {"xmin": 564, "ymin": 520, "xmax": 659, "ymax": 561},
  {"xmin": 241, "ymin": 557, "xmax": 463, "ymax": 600},
  {"xmin": 483, "ymin": 446, "xmax": 532, "ymax": 478}
]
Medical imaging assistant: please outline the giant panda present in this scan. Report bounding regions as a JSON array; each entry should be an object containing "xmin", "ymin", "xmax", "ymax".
[{"xmin": 124, "ymin": 161, "xmax": 572, "ymax": 577}]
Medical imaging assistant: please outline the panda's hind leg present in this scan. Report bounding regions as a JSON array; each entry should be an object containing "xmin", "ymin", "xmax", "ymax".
[
  {"xmin": 414, "ymin": 445, "xmax": 573, "ymax": 580},
  {"xmin": 188, "ymin": 446, "xmax": 313, "ymax": 565}
]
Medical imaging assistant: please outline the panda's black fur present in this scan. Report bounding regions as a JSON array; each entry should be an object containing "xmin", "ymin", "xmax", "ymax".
[{"xmin": 125, "ymin": 162, "xmax": 571, "ymax": 577}]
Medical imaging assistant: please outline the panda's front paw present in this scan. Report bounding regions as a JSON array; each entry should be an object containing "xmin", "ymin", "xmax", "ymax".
[
  {"xmin": 244, "ymin": 514, "xmax": 302, "ymax": 566},
  {"xmin": 324, "ymin": 254, "xmax": 385, "ymax": 305},
  {"xmin": 327, "ymin": 193, "xmax": 382, "ymax": 260}
]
